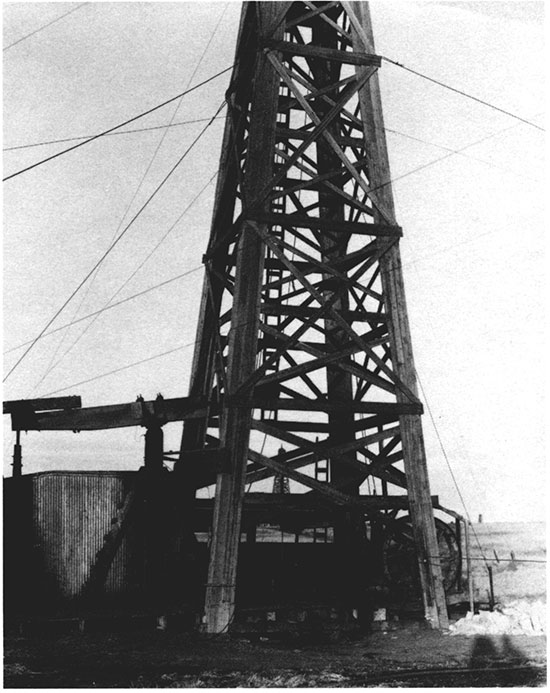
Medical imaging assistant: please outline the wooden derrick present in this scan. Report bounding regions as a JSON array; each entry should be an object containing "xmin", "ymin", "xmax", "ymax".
[{"xmin": 178, "ymin": 0, "xmax": 449, "ymax": 633}]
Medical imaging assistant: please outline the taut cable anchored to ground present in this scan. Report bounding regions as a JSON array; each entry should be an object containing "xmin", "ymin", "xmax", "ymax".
[
  {"xmin": 39, "ymin": 341, "xmax": 198, "ymax": 397},
  {"xmin": 4, "ymin": 266, "xmax": 203, "ymax": 355},
  {"xmin": 29, "ymin": 7, "xmax": 228, "ymax": 393},
  {"xmin": 3, "ymin": 103, "xmax": 225, "ymax": 384},
  {"xmin": 3, "ymin": 65, "xmax": 233, "ymax": 182},
  {"xmin": 382, "ymin": 56, "xmax": 544, "ymax": 131},
  {"xmin": 3, "ymin": 3, "xmax": 89, "ymax": 52}
]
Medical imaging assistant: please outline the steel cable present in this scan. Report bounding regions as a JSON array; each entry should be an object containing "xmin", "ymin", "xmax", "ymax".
[
  {"xmin": 3, "ymin": 102, "xmax": 226, "ymax": 384},
  {"xmin": 3, "ymin": 64, "xmax": 233, "ymax": 182}
]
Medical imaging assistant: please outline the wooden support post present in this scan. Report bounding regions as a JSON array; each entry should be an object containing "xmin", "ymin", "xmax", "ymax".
[
  {"xmin": 12, "ymin": 430, "xmax": 22, "ymax": 478},
  {"xmin": 347, "ymin": 1, "xmax": 449, "ymax": 629},
  {"xmin": 203, "ymin": 4, "xmax": 289, "ymax": 635},
  {"xmin": 143, "ymin": 424, "xmax": 166, "ymax": 605},
  {"xmin": 144, "ymin": 424, "xmax": 164, "ymax": 472},
  {"xmin": 488, "ymin": 565, "xmax": 495, "ymax": 611},
  {"xmin": 464, "ymin": 520, "xmax": 475, "ymax": 614}
]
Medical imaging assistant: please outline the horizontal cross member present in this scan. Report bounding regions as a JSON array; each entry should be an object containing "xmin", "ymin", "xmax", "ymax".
[
  {"xmin": 249, "ymin": 212, "xmax": 402, "ymax": 237},
  {"xmin": 276, "ymin": 126, "xmax": 365, "ymax": 149},
  {"xmin": 233, "ymin": 397, "xmax": 423, "ymax": 416},
  {"xmin": 265, "ymin": 39, "xmax": 382, "ymax": 67},
  {"xmin": 3, "ymin": 396, "xmax": 81, "ymax": 415},
  {"xmin": 248, "ymin": 447, "xmax": 353, "ymax": 505},
  {"xmin": 187, "ymin": 493, "xmax": 441, "ymax": 532},
  {"xmin": 8, "ymin": 395, "xmax": 207, "ymax": 431},
  {"xmin": 261, "ymin": 302, "xmax": 384, "ymax": 323},
  {"xmin": 194, "ymin": 492, "xmax": 440, "ymax": 514}
]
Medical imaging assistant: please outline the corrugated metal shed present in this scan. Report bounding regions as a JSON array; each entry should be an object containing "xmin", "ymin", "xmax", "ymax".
[
  {"xmin": 3, "ymin": 471, "xmax": 358, "ymax": 617},
  {"xmin": 31, "ymin": 471, "xmax": 136, "ymax": 597},
  {"xmin": 4, "ymin": 471, "xmax": 140, "ymax": 608}
]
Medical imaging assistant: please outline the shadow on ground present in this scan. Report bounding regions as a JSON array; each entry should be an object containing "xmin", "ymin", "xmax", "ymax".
[{"xmin": 4, "ymin": 626, "xmax": 547, "ymax": 688}]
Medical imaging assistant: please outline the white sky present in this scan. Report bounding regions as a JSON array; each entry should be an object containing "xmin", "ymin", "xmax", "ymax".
[{"xmin": 2, "ymin": 1, "xmax": 546, "ymax": 522}]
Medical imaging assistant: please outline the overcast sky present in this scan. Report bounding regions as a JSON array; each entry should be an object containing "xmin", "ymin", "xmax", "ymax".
[{"xmin": 3, "ymin": 1, "xmax": 545, "ymax": 522}]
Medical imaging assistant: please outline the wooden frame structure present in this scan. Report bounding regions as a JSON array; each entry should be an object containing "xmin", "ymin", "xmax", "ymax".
[{"xmin": 178, "ymin": 1, "xmax": 448, "ymax": 632}]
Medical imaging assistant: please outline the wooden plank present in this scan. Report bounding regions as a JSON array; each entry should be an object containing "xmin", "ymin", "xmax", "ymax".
[
  {"xmin": 259, "ymin": 420, "xmax": 331, "ymax": 433},
  {"xmin": 302, "ymin": 0, "xmax": 353, "ymax": 41},
  {"xmin": 244, "ymin": 426, "xmax": 401, "ymax": 486},
  {"xmin": 247, "ymin": 448, "xmax": 354, "ymax": 505},
  {"xmin": 284, "ymin": 2, "xmax": 342, "ymax": 32},
  {"xmin": 3, "ymin": 396, "xmax": 81, "ymax": 414},
  {"xmin": 259, "ymin": 55, "xmax": 375, "ymax": 208},
  {"xmin": 197, "ymin": 492, "xmax": 438, "ymax": 512},
  {"xmin": 251, "ymin": 219, "xmax": 422, "ymax": 404},
  {"xmin": 259, "ymin": 323, "xmax": 392, "ymax": 392},
  {"xmin": 243, "ymin": 397, "xmax": 422, "ymax": 415},
  {"xmin": 261, "ymin": 302, "xmax": 384, "ymax": 323},
  {"xmin": 346, "ymin": 0, "xmax": 449, "ymax": 629},
  {"xmin": 268, "ymin": 52, "xmax": 391, "ymax": 222},
  {"xmin": 192, "ymin": 493, "xmax": 441, "ymax": 531},
  {"xmin": 251, "ymin": 212, "xmax": 401, "ymax": 237},
  {"xmin": 232, "ymin": 268, "xmax": 363, "ymax": 399},
  {"xmin": 253, "ymin": 421, "xmax": 401, "ymax": 467},
  {"xmin": 203, "ymin": 2, "xmax": 291, "ymax": 636},
  {"xmin": 265, "ymin": 39, "xmax": 381, "ymax": 67},
  {"xmin": 178, "ymin": 0, "xmax": 260, "ymax": 456},
  {"xmin": 263, "ymin": 231, "xmax": 383, "ymax": 300},
  {"xmin": 257, "ymin": 329, "xmax": 395, "ymax": 396},
  {"xmin": 14, "ymin": 396, "xmax": 207, "ymax": 431},
  {"xmin": 276, "ymin": 126, "xmax": 364, "ymax": 149}
]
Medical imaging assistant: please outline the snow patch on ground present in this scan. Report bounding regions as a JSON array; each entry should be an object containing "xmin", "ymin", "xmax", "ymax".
[{"xmin": 450, "ymin": 600, "xmax": 546, "ymax": 636}]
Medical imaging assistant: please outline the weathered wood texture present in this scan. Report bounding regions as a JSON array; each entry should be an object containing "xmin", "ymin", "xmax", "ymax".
[
  {"xmin": 346, "ymin": 0, "xmax": 449, "ymax": 628},
  {"xmin": 202, "ymin": 3, "xmax": 291, "ymax": 635},
  {"xmin": 265, "ymin": 39, "xmax": 382, "ymax": 66},
  {"xmin": 3, "ymin": 396, "xmax": 81, "ymax": 415},
  {"xmin": 179, "ymin": 0, "xmax": 449, "ymax": 632},
  {"xmin": 8, "ymin": 396, "xmax": 206, "ymax": 431},
  {"xmin": 249, "ymin": 213, "xmax": 402, "ymax": 237}
]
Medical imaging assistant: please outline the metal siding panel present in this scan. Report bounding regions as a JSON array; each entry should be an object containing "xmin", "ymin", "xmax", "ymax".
[
  {"xmin": 31, "ymin": 471, "xmax": 137, "ymax": 599},
  {"xmin": 106, "ymin": 473, "xmax": 133, "ymax": 594}
]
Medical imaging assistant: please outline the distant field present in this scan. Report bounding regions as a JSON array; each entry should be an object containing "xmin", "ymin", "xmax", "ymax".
[{"xmin": 467, "ymin": 522, "xmax": 546, "ymax": 604}]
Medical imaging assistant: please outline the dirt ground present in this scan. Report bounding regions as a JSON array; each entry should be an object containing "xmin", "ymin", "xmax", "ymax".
[{"xmin": 3, "ymin": 622, "xmax": 546, "ymax": 688}]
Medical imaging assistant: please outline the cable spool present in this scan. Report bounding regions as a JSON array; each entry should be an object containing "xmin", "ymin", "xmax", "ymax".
[{"xmin": 382, "ymin": 515, "xmax": 461, "ymax": 596}]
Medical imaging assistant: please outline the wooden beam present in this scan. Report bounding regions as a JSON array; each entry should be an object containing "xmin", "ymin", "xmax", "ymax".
[
  {"xmin": 203, "ymin": 3, "xmax": 291, "ymax": 636},
  {"xmin": 3, "ymin": 396, "xmax": 81, "ymax": 414},
  {"xmin": 252, "ymin": 219, "xmax": 421, "ymax": 404},
  {"xmin": 250, "ymin": 212, "xmax": 401, "ymax": 237},
  {"xmin": 11, "ymin": 396, "xmax": 207, "ymax": 431},
  {"xmin": 244, "ymin": 397, "xmax": 422, "ymax": 416},
  {"xmin": 244, "ymin": 425, "xmax": 401, "ymax": 486},
  {"xmin": 259, "ymin": 323, "xmax": 392, "ymax": 392},
  {"xmin": 265, "ymin": 39, "xmax": 381, "ymax": 67},
  {"xmin": 284, "ymin": 2, "xmax": 342, "ymax": 32},
  {"xmin": 276, "ymin": 126, "xmax": 365, "ymax": 149},
  {"xmin": 261, "ymin": 302, "xmax": 384, "ymax": 323},
  {"xmin": 247, "ymin": 448, "xmax": 354, "ymax": 505},
  {"xmin": 267, "ymin": 52, "xmax": 387, "ymax": 219},
  {"xmin": 347, "ymin": 0, "xmax": 448, "ymax": 629},
  {"xmin": 257, "ymin": 335, "xmax": 395, "ymax": 396},
  {"xmin": 199, "ymin": 492, "xmax": 440, "ymax": 513},
  {"xmin": 253, "ymin": 419, "xmax": 400, "ymax": 457}
]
